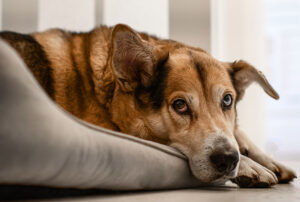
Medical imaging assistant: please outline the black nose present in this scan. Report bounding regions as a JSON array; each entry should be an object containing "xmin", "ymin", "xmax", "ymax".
[{"xmin": 210, "ymin": 151, "xmax": 239, "ymax": 173}]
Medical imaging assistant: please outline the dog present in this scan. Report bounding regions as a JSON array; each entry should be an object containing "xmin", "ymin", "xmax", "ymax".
[{"xmin": 0, "ymin": 24, "xmax": 296, "ymax": 187}]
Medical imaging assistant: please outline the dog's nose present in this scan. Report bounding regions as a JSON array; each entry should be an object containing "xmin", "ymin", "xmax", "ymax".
[{"xmin": 210, "ymin": 151, "xmax": 239, "ymax": 173}]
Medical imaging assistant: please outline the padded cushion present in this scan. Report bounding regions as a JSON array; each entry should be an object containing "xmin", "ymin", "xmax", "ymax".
[{"xmin": 0, "ymin": 40, "xmax": 203, "ymax": 190}]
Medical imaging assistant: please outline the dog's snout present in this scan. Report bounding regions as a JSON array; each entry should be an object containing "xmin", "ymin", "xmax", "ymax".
[{"xmin": 210, "ymin": 151, "xmax": 239, "ymax": 173}]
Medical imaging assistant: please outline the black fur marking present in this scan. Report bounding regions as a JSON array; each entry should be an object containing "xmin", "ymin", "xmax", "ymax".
[
  {"xmin": 188, "ymin": 51, "xmax": 207, "ymax": 96},
  {"xmin": 150, "ymin": 69, "xmax": 169, "ymax": 108},
  {"xmin": 70, "ymin": 45, "xmax": 85, "ymax": 115},
  {"xmin": 149, "ymin": 55, "xmax": 169, "ymax": 109},
  {"xmin": 83, "ymin": 33, "xmax": 98, "ymax": 100},
  {"xmin": 0, "ymin": 31, "xmax": 54, "ymax": 98},
  {"xmin": 228, "ymin": 68, "xmax": 240, "ymax": 101},
  {"xmin": 195, "ymin": 62, "xmax": 207, "ymax": 94},
  {"xmin": 135, "ymin": 54, "xmax": 169, "ymax": 109}
]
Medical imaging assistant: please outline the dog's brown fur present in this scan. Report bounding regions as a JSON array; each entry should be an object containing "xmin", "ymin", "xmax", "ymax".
[{"xmin": 0, "ymin": 24, "xmax": 296, "ymax": 187}]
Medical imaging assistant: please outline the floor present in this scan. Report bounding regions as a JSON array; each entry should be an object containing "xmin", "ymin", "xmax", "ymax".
[
  {"xmin": 52, "ymin": 180, "xmax": 300, "ymax": 202},
  {"xmin": 3, "ymin": 162, "xmax": 300, "ymax": 202}
]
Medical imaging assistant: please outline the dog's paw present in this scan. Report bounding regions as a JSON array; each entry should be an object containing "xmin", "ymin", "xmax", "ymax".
[
  {"xmin": 232, "ymin": 155, "xmax": 278, "ymax": 188},
  {"xmin": 260, "ymin": 159, "xmax": 297, "ymax": 183}
]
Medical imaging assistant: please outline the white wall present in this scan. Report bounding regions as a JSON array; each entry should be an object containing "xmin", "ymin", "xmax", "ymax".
[
  {"xmin": 38, "ymin": 0, "xmax": 96, "ymax": 32},
  {"xmin": 170, "ymin": 0, "xmax": 210, "ymax": 52},
  {"xmin": 102, "ymin": 0, "xmax": 169, "ymax": 38},
  {"xmin": 211, "ymin": 0, "xmax": 268, "ymax": 149},
  {"xmin": 2, "ymin": 0, "xmax": 37, "ymax": 32}
]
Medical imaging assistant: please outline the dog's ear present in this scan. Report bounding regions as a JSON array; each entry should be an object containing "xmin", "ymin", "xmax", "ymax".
[
  {"xmin": 228, "ymin": 60, "xmax": 279, "ymax": 101},
  {"xmin": 111, "ymin": 24, "xmax": 166, "ymax": 92}
]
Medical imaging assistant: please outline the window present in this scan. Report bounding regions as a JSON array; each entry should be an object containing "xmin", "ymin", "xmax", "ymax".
[{"xmin": 265, "ymin": 0, "xmax": 300, "ymax": 160}]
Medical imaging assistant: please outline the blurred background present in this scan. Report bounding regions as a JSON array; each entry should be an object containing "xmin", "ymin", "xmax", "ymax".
[{"xmin": 0, "ymin": 0, "xmax": 299, "ymax": 161}]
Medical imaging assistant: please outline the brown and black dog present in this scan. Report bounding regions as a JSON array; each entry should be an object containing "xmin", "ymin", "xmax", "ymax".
[{"xmin": 0, "ymin": 24, "xmax": 296, "ymax": 187}]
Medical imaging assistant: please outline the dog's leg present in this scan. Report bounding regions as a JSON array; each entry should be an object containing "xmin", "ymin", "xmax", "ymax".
[
  {"xmin": 232, "ymin": 155, "xmax": 278, "ymax": 187},
  {"xmin": 234, "ymin": 127, "xmax": 296, "ymax": 183}
]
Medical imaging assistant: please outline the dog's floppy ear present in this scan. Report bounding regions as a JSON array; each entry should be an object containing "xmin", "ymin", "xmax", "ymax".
[
  {"xmin": 111, "ymin": 24, "xmax": 163, "ymax": 92},
  {"xmin": 228, "ymin": 60, "xmax": 279, "ymax": 101}
]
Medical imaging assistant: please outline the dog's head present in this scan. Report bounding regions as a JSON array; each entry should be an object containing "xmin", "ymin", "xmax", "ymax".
[{"xmin": 109, "ymin": 24, "xmax": 279, "ymax": 183}]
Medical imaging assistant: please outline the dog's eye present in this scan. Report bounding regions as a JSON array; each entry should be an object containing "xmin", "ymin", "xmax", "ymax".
[
  {"xmin": 222, "ymin": 94, "xmax": 233, "ymax": 109},
  {"xmin": 172, "ymin": 99, "xmax": 189, "ymax": 114}
]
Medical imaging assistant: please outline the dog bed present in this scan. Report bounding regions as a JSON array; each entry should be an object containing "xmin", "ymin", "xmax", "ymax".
[{"xmin": 0, "ymin": 39, "xmax": 204, "ymax": 190}]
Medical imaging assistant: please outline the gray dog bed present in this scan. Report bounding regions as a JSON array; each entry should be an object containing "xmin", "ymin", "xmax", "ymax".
[{"xmin": 0, "ymin": 40, "xmax": 204, "ymax": 190}]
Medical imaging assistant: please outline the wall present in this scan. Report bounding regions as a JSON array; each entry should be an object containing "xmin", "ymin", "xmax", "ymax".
[
  {"xmin": 102, "ymin": 0, "xmax": 168, "ymax": 38},
  {"xmin": 170, "ymin": 0, "xmax": 211, "ymax": 52},
  {"xmin": 2, "ymin": 0, "xmax": 38, "ymax": 32}
]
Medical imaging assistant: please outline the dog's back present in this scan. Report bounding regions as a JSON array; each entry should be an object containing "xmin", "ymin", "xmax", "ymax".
[
  {"xmin": 0, "ymin": 27, "xmax": 119, "ymax": 129},
  {"xmin": 1, "ymin": 31, "xmax": 54, "ymax": 97}
]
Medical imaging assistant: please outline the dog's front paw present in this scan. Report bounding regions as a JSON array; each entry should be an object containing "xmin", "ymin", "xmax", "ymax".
[
  {"xmin": 232, "ymin": 155, "xmax": 278, "ymax": 188},
  {"xmin": 261, "ymin": 159, "xmax": 296, "ymax": 183},
  {"xmin": 248, "ymin": 152, "xmax": 297, "ymax": 183}
]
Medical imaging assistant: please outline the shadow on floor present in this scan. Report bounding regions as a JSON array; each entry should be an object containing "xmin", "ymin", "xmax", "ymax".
[{"xmin": 0, "ymin": 185, "xmax": 120, "ymax": 201}]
